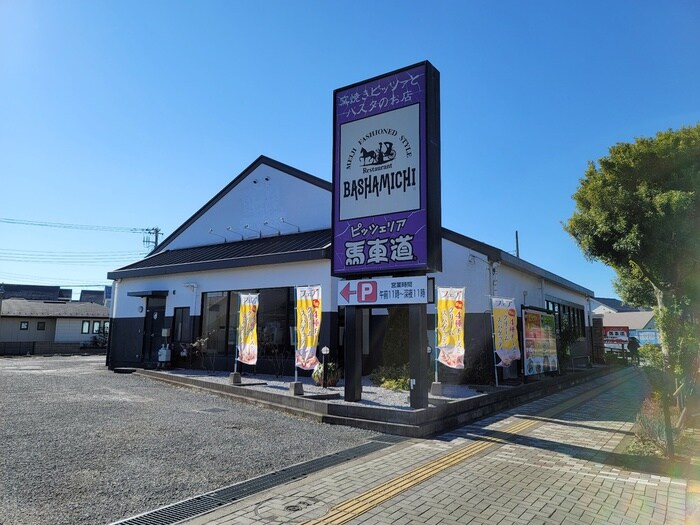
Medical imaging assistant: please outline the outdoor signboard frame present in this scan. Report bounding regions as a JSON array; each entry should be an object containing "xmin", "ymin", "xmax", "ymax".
[
  {"xmin": 603, "ymin": 326, "xmax": 629, "ymax": 345},
  {"xmin": 337, "ymin": 276, "xmax": 428, "ymax": 307},
  {"xmin": 332, "ymin": 61, "xmax": 441, "ymax": 278},
  {"xmin": 522, "ymin": 306, "xmax": 558, "ymax": 376}
]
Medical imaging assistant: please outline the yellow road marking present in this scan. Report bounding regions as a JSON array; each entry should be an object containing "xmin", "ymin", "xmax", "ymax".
[{"xmin": 303, "ymin": 369, "xmax": 637, "ymax": 525}]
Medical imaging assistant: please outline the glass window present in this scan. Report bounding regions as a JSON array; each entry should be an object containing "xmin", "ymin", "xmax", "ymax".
[
  {"xmin": 37, "ymin": 321, "xmax": 46, "ymax": 331},
  {"xmin": 20, "ymin": 321, "xmax": 29, "ymax": 330},
  {"xmin": 202, "ymin": 292, "xmax": 228, "ymax": 355},
  {"xmin": 200, "ymin": 288, "xmax": 294, "ymax": 359},
  {"xmin": 547, "ymin": 299, "xmax": 586, "ymax": 339},
  {"xmin": 257, "ymin": 288, "xmax": 292, "ymax": 359},
  {"xmin": 81, "ymin": 321, "xmax": 90, "ymax": 334},
  {"xmin": 104, "ymin": 321, "xmax": 110, "ymax": 334},
  {"xmin": 92, "ymin": 321, "xmax": 101, "ymax": 334},
  {"xmin": 172, "ymin": 308, "xmax": 191, "ymax": 343}
]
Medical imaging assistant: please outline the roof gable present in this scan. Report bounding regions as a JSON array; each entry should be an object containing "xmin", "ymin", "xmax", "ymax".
[{"xmin": 155, "ymin": 156, "xmax": 332, "ymax": 253}]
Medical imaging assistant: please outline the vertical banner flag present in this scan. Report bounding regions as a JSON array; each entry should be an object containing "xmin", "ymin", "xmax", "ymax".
[
  {"xmin": 522, "ymin": 308, "xmax": 558, "ymax": 375},
  {"xmin": 436, "ymin": 287, "xmax": 466, "ymax": 369},
  {"xmin": 237, "ymin": 293, "xmax": 259, "ymax": 365},
  {"xmin": 491, "ymin": 297, "xmax": 521, "ymax": 367},
  {"xmin": 295, "ymin": 285, "xmax": 322, "ymax": 370}
]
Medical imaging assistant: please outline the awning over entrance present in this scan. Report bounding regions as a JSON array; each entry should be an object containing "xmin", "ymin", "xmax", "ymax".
[{"xmin": 126, "ymin": 290, "xmax": 169, "ymax": 298}]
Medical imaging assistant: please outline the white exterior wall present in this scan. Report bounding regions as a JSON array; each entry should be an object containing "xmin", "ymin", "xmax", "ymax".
[
  {"xmin": 0, "ymin": 318, "xmax": 55, "ymax": 342},
  {"xmin": 427, "ymin": 241, "xmax": 592, "ymax": 323},
  {"xmin": 493, "ymin": 264, "xmax": 591, "ymax": 322},
  {"xmin": 55, "ymin": 318, "xmax": 103, "ymax": 343},
  {"xmin": 164, "ymin": 164, "xmax": 331, "ymax": 251},
  {"xmin": 427, "ymin": 238, "xmax": 491, "ymax": 315},
  {"xmin": 113, "ymin": 259, "xmax": 334, "ymax": 318},
  {"xmin": 492, "ymin": 264, "xmax": 543, "ymax": 312}
]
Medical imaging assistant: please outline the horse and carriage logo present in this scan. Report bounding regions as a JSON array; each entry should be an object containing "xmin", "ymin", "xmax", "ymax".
[{"xmin": 360, "ymin": 141, "xmax": 396, "ymax": 167}]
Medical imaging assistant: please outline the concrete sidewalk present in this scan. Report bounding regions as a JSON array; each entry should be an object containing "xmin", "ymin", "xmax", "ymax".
[{"xmin": 122, "ymin": 368, "xmax": 699, "ymax": 525}]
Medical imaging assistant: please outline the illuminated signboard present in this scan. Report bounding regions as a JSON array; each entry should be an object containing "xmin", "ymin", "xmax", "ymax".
[{"xmin": 332, "ymin": 61, "xmax": 441, "ymax": 277}]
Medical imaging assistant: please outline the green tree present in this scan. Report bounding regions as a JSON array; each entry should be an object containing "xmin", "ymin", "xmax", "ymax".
[{"xmin": 565, "ymin": 124, "xmax": 700, "ymax": 457}]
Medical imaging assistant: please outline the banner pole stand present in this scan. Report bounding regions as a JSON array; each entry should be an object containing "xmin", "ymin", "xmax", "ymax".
[
  {"xmin": 430, "ymin": 282, "xmax": 441, "ymax": 397},
  {"xmin": 229, "ymin": 294, "xmax": 244, "ymax": 385},
  {"xmin": 491, "ymin": 309, "xmax": 499, "ymax": 387},
  {"xmin": 434, "ymin": 280, "xmax": 438, "ymax": 384},
  {"xmin": 234, "ymin": 323, "xmax": 239, "ymax": 375},
  {"xmin": 289, "ymin": 286, "xmax": 303, "ymax": 395}
]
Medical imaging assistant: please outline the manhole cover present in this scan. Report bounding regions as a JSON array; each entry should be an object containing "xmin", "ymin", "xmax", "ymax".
[{"xmin": 255, "ymin": 496, "xmax": 328, "ymax": 523}]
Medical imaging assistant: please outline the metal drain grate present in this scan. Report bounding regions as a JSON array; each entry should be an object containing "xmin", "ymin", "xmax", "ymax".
[
  {"xmin": 113, "ymin": 496, "xmax": 225, "ymax": 525},
  {"xmin": 111, "ymin": 438, "xmax": 399, "ymax": 525}
]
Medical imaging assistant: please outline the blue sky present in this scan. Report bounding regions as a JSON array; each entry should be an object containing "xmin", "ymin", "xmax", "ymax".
[{"xmin": 1, "ymin": 0, "xmax": 698, "ymax": 300}]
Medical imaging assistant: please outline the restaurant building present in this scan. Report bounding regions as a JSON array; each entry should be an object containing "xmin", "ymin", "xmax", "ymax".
[{"xmin": 107, "ymin": 156, "xmax": 594, "ymax": 381}]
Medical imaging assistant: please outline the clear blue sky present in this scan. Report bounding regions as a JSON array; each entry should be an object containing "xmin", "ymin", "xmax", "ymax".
[{"xmin": 1, "ymin": 0, "xmax": 698, "ymax": 300}]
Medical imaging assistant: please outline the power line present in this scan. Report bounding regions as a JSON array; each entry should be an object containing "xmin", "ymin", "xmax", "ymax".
[
  {"xmin": 0, "ymin": 218, "xmax": 162, "ymax": 249},
  {"xmin": 0, "ymin": 217, "xmax": 153, "ymax": 233},
  {"xmin": 0, "ymin": 271, "xmax": 111, "ymax": 286},
  {"xmin": 0, "ymin": 248, "xmax": 145, "ymax": 263},
  {"xmin": 0, "ymin": 249, "xmax": 145, "ymax": 255}
]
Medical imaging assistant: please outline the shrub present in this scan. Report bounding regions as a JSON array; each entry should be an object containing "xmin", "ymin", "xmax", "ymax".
[
  {"xmin": 639, "ymin": 343, "xmax": 664, "ymax": 369},
  {"xmin": 311, "ymin": 362, "xmax": 340, "ymax": 386},
  {"xmin": 381, "ymin": 378, "xmax": 411, "ymax": 391},
  {"xmin": 370, "ymin": 364, "xmax": 410, "ymax": 391},
  {"xmin": 604, "ymin": 353, "xmax": 627, "ymax": 366}
]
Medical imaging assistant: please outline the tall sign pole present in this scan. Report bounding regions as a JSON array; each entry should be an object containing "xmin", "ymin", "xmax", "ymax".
[{"xmin": 332, "ymin": 62, "xmax": 441, "ymax": 409}]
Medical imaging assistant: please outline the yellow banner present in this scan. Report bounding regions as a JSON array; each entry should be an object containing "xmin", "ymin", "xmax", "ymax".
[
  {"xmin": 436, "ymin": 287, "xmax": 465, "ymax": 369},
  {"xmin": 491, "ymin": 297, "xmax": 521, "ymax": 366},
  {"xmin": 295, "ymin": 285, "xmax": 321, "ymax": 370},
  {"xmin": 237, "ymin": 294, "xmax": 258, "ymax": 365}
]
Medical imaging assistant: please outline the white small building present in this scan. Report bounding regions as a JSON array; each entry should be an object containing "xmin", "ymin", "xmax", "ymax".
[
  {"xmin": 107, "ymin": 156, "xmax": 594, "ymax": 382},
  {"xmin": 0, "ymin": 298, "xmax": 109, "ymax": 355}
]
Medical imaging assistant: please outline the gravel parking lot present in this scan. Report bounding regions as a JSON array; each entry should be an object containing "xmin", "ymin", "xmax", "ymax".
[{"xmin": 0, "ymin": 355, "xmax": 379, "ymax": 525}]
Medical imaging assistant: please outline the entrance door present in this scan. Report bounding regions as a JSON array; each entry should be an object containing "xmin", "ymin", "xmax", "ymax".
[{"xmin": 142, "ymin": 297, "xmax": 166, "ymax": 364}]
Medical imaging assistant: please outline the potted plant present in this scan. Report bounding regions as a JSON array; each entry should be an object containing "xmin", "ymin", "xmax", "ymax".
[{"xmin": 312, "ymin": 361, "xmax": 340, "ymax": 387}]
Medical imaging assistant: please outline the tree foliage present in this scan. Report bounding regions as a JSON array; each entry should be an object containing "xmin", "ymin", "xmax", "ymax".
[
  {"xmin": 565, "ymin": 124, "xmax": 700, "ymax": 456},
  {"xmin": 565, "ymin": 125, "xmax": 700, "ymax": 315}
]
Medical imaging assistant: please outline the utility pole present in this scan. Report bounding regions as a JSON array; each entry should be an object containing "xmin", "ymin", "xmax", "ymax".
[{"xmin": 152, "ymin": 227, "xmax": 161, "ymax": 249}]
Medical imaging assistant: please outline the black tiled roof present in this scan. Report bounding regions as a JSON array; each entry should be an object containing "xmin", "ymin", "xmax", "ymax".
[{"xmin": 108, "ymin": 229, "xmax": 332, "ymax": 279}]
